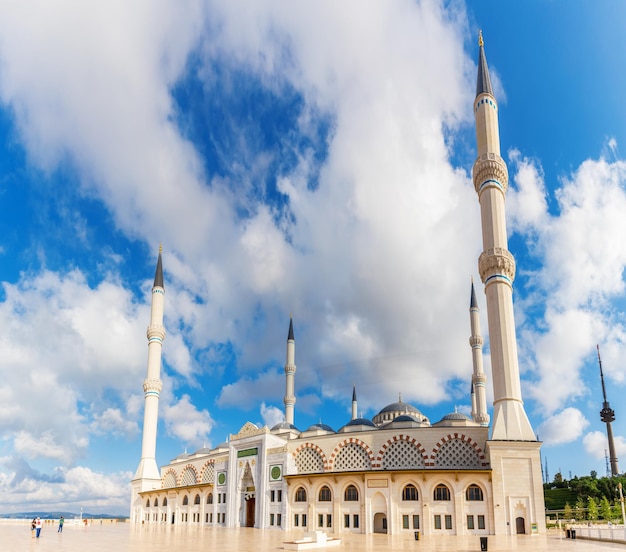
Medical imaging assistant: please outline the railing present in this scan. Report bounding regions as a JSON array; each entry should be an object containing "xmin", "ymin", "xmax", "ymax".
[{"xmin": 564, "ymin": 523, "xmax": 626, "ymax": 542}]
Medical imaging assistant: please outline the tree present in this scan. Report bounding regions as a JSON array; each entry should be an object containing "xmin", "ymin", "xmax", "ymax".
[
  {"xmin": 563, "ymin": 502, "xmax": 573, "ymax": 521},
  {"xmin": 590, "ymin": 470, "xmax": 598, "ymax": 479},
  {"xmin": 575, "ymin": 496, "xmax": 586, "ymax": 521},
  {"xmin": 587, "ymin": 496, "xmax": 598, "ymax": 521},
  {"xmin": 600, "ymin": 497, "xmax": 612, "ymax": 521},
  {"xmin": 554, "ymin": 472, "xmax": 563, "ymax": 484}
]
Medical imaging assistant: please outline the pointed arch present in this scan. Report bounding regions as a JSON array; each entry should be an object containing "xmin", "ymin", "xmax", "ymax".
[
  {"xmin": 430, "ymin": 434, "xmax": 487, "ymax": 468},
  {"xmin": 200, "ymin": 460, "xmax": 215, "ymax": 484},
  {"xmin": 378, "ymin": 435, "xmax": 426, "ymax": 469},
  {"xmin": 178, "ymin": 464, "xmax": 199, "ymax": 486},
  {"xmin": 293, "ymin": 443, "xmax": 328, "ymax": 473},
  {"xmin": 330, "ymin": 438, "xmax": 374, "ymax": 472},
  {"xmin": 162, "ymin": 469, "xmax": 177, "ymax": 489}
]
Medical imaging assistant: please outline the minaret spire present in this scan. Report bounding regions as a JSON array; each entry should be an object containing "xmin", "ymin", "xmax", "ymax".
[
  {"xmin": 597, "ymin": 345, "xmax": 619, "ymax": 476},
  {"xmin": 284, "ymin": 315, "xmax": 297, "ymax": 426},
  {"xmin": 469, "ymin": 279, "xmax": 489, "ymax": 426},
  {"xmin": 473, "ymin": 33, "xmax": 534, "ymax": 440},
  {"xmin": 131, "ymin": 247, "xmax": 166, "ymax": 519},
  {"xmin": 351, "ymin": 385, "xmax": 358, "ymax": 420}
]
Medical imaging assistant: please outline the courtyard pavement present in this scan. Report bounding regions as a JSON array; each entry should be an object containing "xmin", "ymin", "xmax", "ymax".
[{"xmin": 2, "ymin": 522, "xmax": 626, "ymax": 552}]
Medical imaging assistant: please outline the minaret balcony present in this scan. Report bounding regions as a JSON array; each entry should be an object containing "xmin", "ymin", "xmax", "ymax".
[
  {"xmin": 147, "ymin": 324, "xmax": 166, "ymax": 341},
  {"xmin": 473, "ymin": 153, "xmax": 509, "ymax": 195},
  {"xmin": 478, "ymin": 248, "xmax": 516, "ymax": 285},
  {"xmin": 143, "ymin": 378, "xmax": 163, "ymax": 394}
]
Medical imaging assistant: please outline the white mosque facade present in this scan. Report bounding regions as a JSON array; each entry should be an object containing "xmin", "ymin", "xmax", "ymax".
[{"xmin": 130, "ymin": 35, "xmax": 546, "ymax": 537}]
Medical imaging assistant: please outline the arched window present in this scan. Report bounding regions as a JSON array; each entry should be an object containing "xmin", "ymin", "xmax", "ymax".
[
  {"xmin": 146, "ymin": 499, "xmax": 150, "ymax": 507},
  {"xmin": 433, "ymin": 484, "xmax": 450, "ymax": 501},
  {"xmin": 194, "ymin": 494, "xmax": 201, "ymax": 505},
  {"xmin": 295, "ymin": 487, "xmax": 307, "ymax": 502},
  {"xmin": 466, "ymin": 484, "xmax": 484, "ymax": 501},
  {"xmin": 344, "ymin": 485, "xmax": 359, "ymax": 501},
  {"xmin": 319, "ymin": 486, "xmax": 332, "ymax": 502},
  {"xmin": 402, "ymin": 484, "xmax": 419, "ymax": 501},
  {"xmin": 182, "ymin": 495, "xmax": 189, "ymax": 506},
  {"xmin": 163, "ymin": 497, "xmax": 168, "ymax": 507},
  {"xmin": 154, "ymin": 498, "xmax": 159, "ymax": 508},
  {"xmin": 207, "ymin": 493, "xmax": 213, "ymax": 504}
]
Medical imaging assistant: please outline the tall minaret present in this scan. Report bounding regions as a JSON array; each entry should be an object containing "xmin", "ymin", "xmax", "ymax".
[
  {"xmin": 469, "ymin": 280, "xmax": 489, "ymax": 426},
  {"xmin": 473, "ymin": 32, "xmax": 534, "ymax": 440},
  {"xmin": 284, "ymin": 316, "xmax": 296, "ymax": 426},
  {"xmin": 133, "ymin": 246, "xmax": 166, "ymax": 482},
  {"xmin": 597, "ymin": 345, "xmax": 619, "ymax": 476},
  {"xmin": 351, "ymin": 386, "xmax": 358, "ymax": 420}
]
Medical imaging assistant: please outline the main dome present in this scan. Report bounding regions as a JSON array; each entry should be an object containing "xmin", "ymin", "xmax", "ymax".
[{"xmin": 372, "ymin": 400, "xmax": 429, "ymax": 426}]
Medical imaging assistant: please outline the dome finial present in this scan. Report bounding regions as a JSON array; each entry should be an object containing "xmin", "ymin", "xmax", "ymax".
[
  {"xmin": 398, "ymin": 392, "xmax": 402, "ymax": 403},
  {"xmin": 478, "ymin": 30, "xmax": 484, "ymax": 47}
]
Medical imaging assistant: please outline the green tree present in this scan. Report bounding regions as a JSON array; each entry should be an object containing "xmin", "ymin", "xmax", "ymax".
[
  {"xmin": 587, "ymin": 496, "xmax": 598, "ymax": 521},
  {"xmin": 563, "ymin": 502, "xmax": 573, "ymax": 521},
  {"xmin": 554, "ymin": 472, "xmax": 563, "ymax": 484},
  {"xmin": 575, "ymin": 496, "xmax": 586, "ymax": 521},
  {"xmin": 600, "ymin": 496, "xmax": 612, "ymax": 521}
]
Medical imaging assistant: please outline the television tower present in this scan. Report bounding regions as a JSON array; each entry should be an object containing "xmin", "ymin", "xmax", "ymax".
[{"xmin": 597, "ymin": 345, "xmax": 619, "ymax": 476}]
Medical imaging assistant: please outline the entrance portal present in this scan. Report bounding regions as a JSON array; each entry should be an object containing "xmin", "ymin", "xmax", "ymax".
[
  {"xmin": 245, "ymin": 497, "xmax": 256, "ymax": 527},
  {"xmin": 373, "ymin": 513, "xmax": 387, "ymax": 534},
  {"xmin": 515, "ymin": 517, "xmax": 525, "ymax": 534}
]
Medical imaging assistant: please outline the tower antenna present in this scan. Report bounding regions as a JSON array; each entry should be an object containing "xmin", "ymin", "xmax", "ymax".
[{"xmin": 598, "ymin": 345, "xmax": 619, "ymax": 476}]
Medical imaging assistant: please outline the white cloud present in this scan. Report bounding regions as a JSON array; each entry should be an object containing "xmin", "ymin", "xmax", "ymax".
[
  {"xmin": 583, "ymin": 430, "xmax": 626, "ymax": 461},
  {"xmin": 260, "ymin": 402, "xmax": 284, "ymax": 428},
  {"xmin": 537, "ymin": 408, "xmax": 589, "ymax": 446},
  {"xmin": 163, "ymin": 394, "xmax": 213, "ymax": 446},
  {"xmin": 511, "ymin": 153, "xmax": 626, "ymax": 414}
]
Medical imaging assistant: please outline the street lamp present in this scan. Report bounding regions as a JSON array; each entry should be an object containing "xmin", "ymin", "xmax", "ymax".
[{"xmin": 618, "ymin": 483, "xmax": 626, "ymax": 540}]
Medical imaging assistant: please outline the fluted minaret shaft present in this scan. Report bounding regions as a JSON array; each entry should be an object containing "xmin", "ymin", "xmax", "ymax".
[
  {"xmin": 134, "ymin": 247, "xmax": 165, "ymax": 481},
  {"xmin": 473, "ymin": 33, "xmax": 534, "ymax": 440},
  {"xmin": 284, "ymin": 317, "xmax": 296, "ymax": 426},
  {"xmin": 469, "ymin": 281, "xmax": 489, "ymax": 426},
  {"xmin": 598, "ymin": 345, "xmax": 619, "ymax": 476},
  {"xmin": 351, "ymin": 386, "xmax": 358, "ymax": 420}
]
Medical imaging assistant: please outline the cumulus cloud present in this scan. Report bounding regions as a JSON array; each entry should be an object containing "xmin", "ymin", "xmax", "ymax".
[
  {"xmin": 583, "ymin": 430, "xmax": 626, "ymax": 461},
  {"xmin": 260, "ymin": 402, "xmax": 284, "ymax": 428},
  {"xmin": 163, "ymin": 394, "xmax": 213, "ymax": 445},
  {"xmin": 537, "ymin": 408, "xmax": 589, "ymax": 446},
  {"xmin": 509, "ymin": 153, "xmax": 626, "ymax": 415}
]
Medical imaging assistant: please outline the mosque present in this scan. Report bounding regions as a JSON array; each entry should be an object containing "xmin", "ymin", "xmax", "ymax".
[{"xmin": 130, "ymin": 34, "xmax": 546, "ymax": 537}]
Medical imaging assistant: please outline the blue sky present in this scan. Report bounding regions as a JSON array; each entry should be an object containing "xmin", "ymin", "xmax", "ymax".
[{"xmin": 0, "ymin": 0, "xmax": 625, "ymax": 514}]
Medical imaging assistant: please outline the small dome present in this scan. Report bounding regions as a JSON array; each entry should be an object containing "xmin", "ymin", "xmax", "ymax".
[
  {"xmin": 441, "ymin": 412, "xmax": 471, "ymax": 422},
  {"xmin": 305, "ymin": 423, "xmax": 336, "ymax": 433},
  {"xmin": 346, "ymin": 417, "xmax": 376, "ymax": 427},
  {"xmin": 339, "ymin": 418, "xmax": 378, "ymax": 433},
  {"xmin": 271, "ymin": 421, "xmax": 300, "ymax": 432},
  {"xmin": 393, "ymin": 414, "xmax": 418, "ymax": 422},
  {"xmin": 192, "ymin": 447, "xmax": 212, "ymax": 455},
  {"xmin": 173, "ymin": 452, "xmax": 190, "ymax": 461}
]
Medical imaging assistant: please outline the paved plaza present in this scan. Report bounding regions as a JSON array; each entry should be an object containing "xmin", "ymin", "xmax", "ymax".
[{"xmin": 2, "ymin": 522, "xmax": 626, "ymax": 552}]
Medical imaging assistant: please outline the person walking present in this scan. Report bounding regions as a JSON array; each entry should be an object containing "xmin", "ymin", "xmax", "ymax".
[
  {"xmin": 35, "ymin": 517, "xmax": 42, "ymax": 538},
  {"xmin": 31, "ymin": 518, "xmax": 36, "ymax": 538},
  {"xmin": 58, "ymin": 516, "xmax": 64, "ymax": 533}
]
